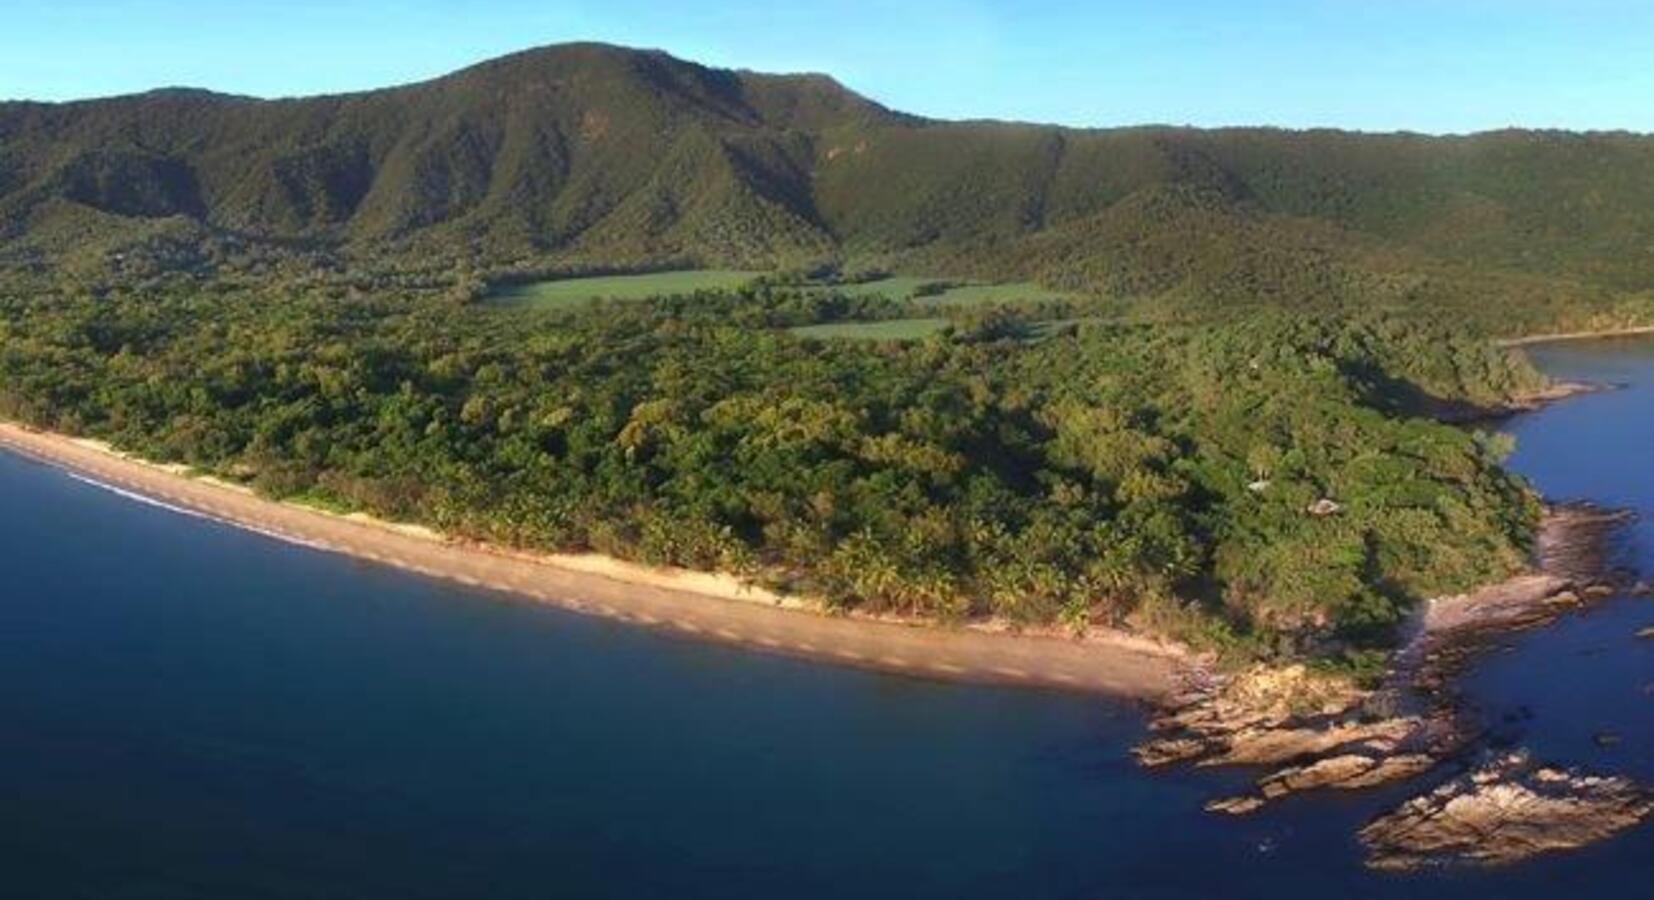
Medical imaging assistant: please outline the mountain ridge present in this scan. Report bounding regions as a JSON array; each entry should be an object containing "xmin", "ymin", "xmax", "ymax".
[{"xmin": 4, "ymin": 41, "xmax": 1654, "ymax": 318}]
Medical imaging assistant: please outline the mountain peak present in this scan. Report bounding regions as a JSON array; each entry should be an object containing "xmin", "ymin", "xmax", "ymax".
[{"xmin": 430, "ymin": 41, "xmax": 891, "ymax": 127}]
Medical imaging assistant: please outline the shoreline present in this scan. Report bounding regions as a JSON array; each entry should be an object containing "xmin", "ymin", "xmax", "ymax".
[
  {"xmin": 0, "ymin": 421, "xmax": 1194, "ymax": 700},
  {"xmin": 1423, "ymin": 379, "xmax": 1605, "ymax": 426},
  {"xmin": 1498, "ymin": 324, "xmax": 1654, "ymax": 347}
]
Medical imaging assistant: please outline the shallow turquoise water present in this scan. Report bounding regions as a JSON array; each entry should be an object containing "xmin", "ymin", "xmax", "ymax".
[{"xmin": 1, "ymin": 340, "xmax": 1650, "ymax": 898}]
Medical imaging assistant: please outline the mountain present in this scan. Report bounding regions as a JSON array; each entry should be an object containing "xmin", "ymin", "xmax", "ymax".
[
  {"xmin": 5, "ymin": 42, "xmax": 1654, "ymax": 313},
  {"xmin": 0, "ymin": 44, "xmax": 899, "ymax": 267}
]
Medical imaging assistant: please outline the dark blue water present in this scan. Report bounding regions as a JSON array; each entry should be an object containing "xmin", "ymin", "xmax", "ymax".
[
  {"xmin": 1461, "ymin": 340, "xmax": 1654, "ymax": 782},
  {"xmin": 1, "ymin": 340, "xmax": 1649, "ymax": 898}
]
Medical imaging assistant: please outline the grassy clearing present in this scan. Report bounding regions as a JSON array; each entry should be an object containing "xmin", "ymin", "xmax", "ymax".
[
  {"xmin": 488, "ymin": 270, "xmax": 764, "ymax": 309},
  {"xmin": 821, "ymin": 276, "xmax": 942, "ymax": 300},
  {"xmin": 789, "ymin": 318, "xmax": 952, "ymax": 341}
]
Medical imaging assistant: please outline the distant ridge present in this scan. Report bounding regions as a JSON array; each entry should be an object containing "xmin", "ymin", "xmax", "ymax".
[{"xmin": 4, "ymin": 41, "xmax": 1654, "ymax": 308}]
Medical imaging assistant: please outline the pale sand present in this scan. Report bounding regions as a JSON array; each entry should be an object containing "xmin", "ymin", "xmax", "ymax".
[
  {"xmin": 0, "ymin": 422, "xmax": 1195, "ymax": 699},
  {"xmin": 1498, "ymin": 325, "xmax": 1654, "ymax": 347}
]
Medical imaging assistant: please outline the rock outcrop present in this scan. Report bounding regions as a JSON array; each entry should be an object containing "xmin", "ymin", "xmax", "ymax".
[
  {"xmin": 1207, "ymin": 752, "xmax": 1440, "ymax": 815},
  {"xmin": 1142, "ymin": 665, "xmax": 1465, "ymax": 813},
  {"xmin": 1136, "ymin": 664, "xmax": 1372, "ymax": 768},
  {"xmin": 1359, "ymin": 753, "xmax": 1652, "ymax": 870}
]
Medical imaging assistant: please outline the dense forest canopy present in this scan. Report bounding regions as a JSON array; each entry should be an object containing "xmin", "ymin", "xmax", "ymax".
[
  {"xmin": 3, "ymin": 43, "xmax": 1652, "ymax": 668},
  {"xmin": 0, "ymin": 276, "xmax": 1544, "ymax": 666}
]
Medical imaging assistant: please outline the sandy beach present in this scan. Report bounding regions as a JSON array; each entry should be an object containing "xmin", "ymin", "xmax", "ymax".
[
  {"xmin": 0, "ymin": 421, "xmax": 1194, "ymax": 700},
  {"xmin": 1499, "ymin": 325, "xmax": 1654, "ymax": 347}
]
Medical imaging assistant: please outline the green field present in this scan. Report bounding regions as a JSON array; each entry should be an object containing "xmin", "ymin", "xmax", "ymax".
[
  {"xmin": 816, "ymin": 276, "xmax": 943, "ymax": 301},
  {"xmin": 789, "ymin": 318, "xmax": 952, "ymax": 341},
  {"xmin": 489, "ymin": 270, "xmax": 763, "ymax": 309}
]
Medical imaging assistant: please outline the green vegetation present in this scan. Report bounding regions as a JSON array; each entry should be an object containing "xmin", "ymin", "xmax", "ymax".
[
  {"xmin": 809, "ymin": 276, "xmax": 941, "ymax": 301},
  {"xmin": 794, "ymin": 277, "xmax": 1068, "ymax": 309},
  {"xmin": 0, "ymin": 279, "xmax": 1543, "ymax": 662},
  {"xmin": 488, "ymin": 270, "xmax": 763, "ymax": 309},
  {"xmin": 3, "ymin": 41, "xmax": 1653, "ymax": 341},
  {"xmin": 2, "ymin": 42, "xmax": 1649, "ymax": 668},
  {"xmin": 917, "ymin": 282, "xmax": 1070, "ymax": 308},
  {"xmin": 789, "ymin": 318, "xmax": 952, "ymax": 341}
]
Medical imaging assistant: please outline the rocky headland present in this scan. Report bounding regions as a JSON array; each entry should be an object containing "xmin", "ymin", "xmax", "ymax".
[{"xmin": 1138, "ymin": 504, "xmax": 1651, "ymax": 869}]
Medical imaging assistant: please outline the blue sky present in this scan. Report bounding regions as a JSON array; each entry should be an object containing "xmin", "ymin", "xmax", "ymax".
[{"xmin": 3, "ymin": 1, "xmax": 1651, "ymax": 133}]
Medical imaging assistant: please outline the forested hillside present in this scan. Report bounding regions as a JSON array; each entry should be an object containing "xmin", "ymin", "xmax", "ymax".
[{"xmin": 4, "ymin": 43, "xmax": 1654, "ymax": 330}]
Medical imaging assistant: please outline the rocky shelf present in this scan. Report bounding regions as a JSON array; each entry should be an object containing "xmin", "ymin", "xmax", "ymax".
[{"xmin": 1359, "ymin": 753, "xmax": 1652, "ymax": 870}]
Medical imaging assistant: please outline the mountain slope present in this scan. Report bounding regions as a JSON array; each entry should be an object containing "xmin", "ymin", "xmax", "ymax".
[
  {"xmin": 4, "ymin": 42, "xmax": 1654, "ymax": 314},
  {"xmin": 0, "ymin": 44, "xmax": 893, "ymax": 266}
]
